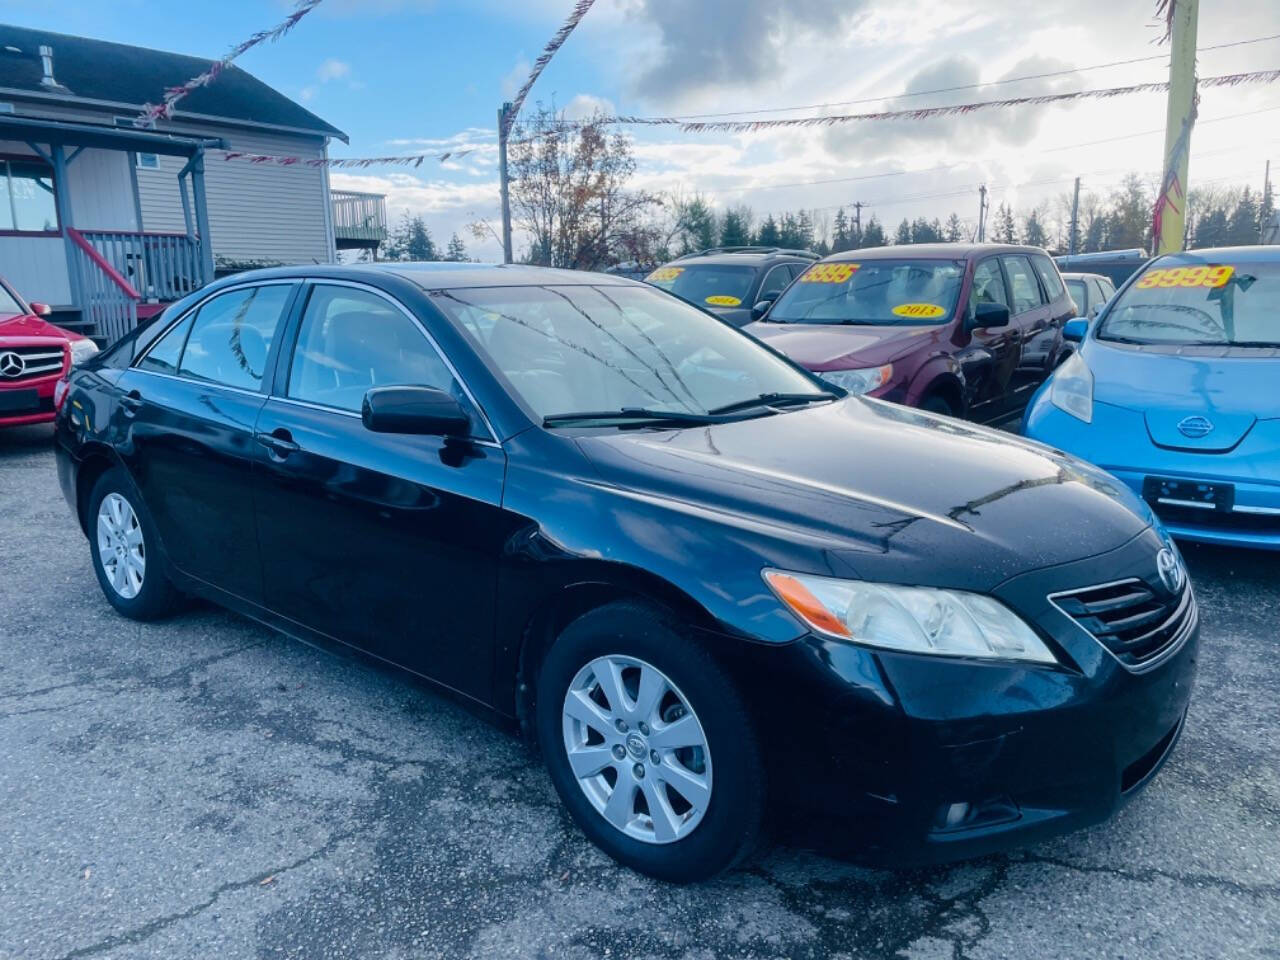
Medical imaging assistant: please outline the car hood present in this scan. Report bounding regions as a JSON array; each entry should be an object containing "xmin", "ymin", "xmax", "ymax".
[
  {"xmin": 0, "ymin": 312, "xmax": 81, "ymax": 343},
  {"xmin": 574, "ymin": 397, "xmax": 1152, "ymax": 592},
  {"xmin": 707, "ymin": 305, "xmax": 753, "ymax": 327},
  {"xmin": 1085, "ymin": 340, "xmax": 1280, "ymax": 452},
  {"xmin": 745, "ymin": 321, "xmax": 940, "ymax": 369}
]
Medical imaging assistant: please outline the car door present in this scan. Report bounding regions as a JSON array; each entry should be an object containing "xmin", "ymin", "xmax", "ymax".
[
  {"xmin": 1002, "ymin": 254, "xmax": 1054, "ymax": 411},
  {"xmin": 113, "ymin": 281, "xmax": 298, "ymax": 603},
  {"xmin": 957, "ymin": 256, "xmax": 1021, "ymax": 422},
  {"xmin": 252, "ymin": 281, "xmax": 510, "ymax": 703}
]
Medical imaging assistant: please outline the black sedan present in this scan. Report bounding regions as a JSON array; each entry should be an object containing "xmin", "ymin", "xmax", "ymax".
[{"xmin": 54, "ymin": 263, "xmax": 1197, "ymax": 882}]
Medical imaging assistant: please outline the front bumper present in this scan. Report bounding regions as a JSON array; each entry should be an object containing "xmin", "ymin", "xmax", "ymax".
[
  {"xmin": 0, "ymin": 372, "xmax": 60, "ymax": 427},
  {"xmin": 717, "ymin": 528, "xmax": 1198, "ymax": 865},
  {"xmin": 1024, "ymin": 398, "xmax": 1280, "ymax": 550}
]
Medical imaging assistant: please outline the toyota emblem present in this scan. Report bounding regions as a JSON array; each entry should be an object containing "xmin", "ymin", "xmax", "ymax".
[
  {"xmin": 1156, "ymin": 547, "xmax": 1185, "ymax": 595},
  {"xmin": 0, "ymin": 351, "xmax": 25, "ymax": 378}
]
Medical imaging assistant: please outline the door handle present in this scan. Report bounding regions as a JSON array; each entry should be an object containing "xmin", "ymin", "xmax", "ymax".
[
  {"xmin": 255, "ymin": 429, "xmax": 300, "ymax": 458},
  {"xmin": 120, "ymin": 390, "xmax": 143, "ymax": 417}
]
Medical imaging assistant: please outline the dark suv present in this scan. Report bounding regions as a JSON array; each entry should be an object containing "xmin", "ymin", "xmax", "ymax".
[
  {"xmin": 748, "ymin": 244, "xmax": 1076, "ymax": 424},
  {"xmin": 646, "ymin": 247, "xmax": 818, "ymax": 327}
]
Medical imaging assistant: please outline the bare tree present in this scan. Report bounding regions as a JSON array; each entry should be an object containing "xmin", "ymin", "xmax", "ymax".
[{"xmin": 508, "ymin": 106, "xmax": 659, "ymax": 270}]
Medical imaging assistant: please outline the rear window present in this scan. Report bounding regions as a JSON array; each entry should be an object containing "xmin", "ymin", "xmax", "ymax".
[
  {"xmin": 1098, "ymin": 259, "xmax": 1280, "ymax": 347},
  {"xmin": 645, "ymin": 264, "xmax": 756, "ymax": 309}
]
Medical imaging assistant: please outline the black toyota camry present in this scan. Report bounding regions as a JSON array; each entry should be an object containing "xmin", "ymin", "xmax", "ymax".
[{"xmin": 54, "ymin": 263, "xmax": 1197, "ymax": 882}]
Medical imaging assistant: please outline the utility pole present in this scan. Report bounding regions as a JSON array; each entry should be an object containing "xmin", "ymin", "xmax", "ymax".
[
  {"xmin": 976, "ymin": 185, "xmax": 988, "ymax": 243},
  {"xmin": 852, "ymin": 201, "xmax": 863, "ymax": 243},
  {"xmin": 1069, "ymin": 177, "xmax": 1081, "ymax": 256},
  {"xmin": 497, "ymin": 101, "xmax": 514, "ymax": 264},
  {"xmin": 1155, "ymin": 0, "xmax": 1199, "ymax": 255},
  {"xmin": 1262, "ymin": 159, "xmax": 1271, "ymax": 243}
]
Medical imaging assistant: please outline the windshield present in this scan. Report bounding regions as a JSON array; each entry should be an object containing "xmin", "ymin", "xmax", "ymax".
[
  {"xmin": 0, "ymin": 281, "xmax": 24, "ymax": 316},
  {"xmin": 433, "ymin": 284, "xmax": 827, "ymax": 421},
  {"xmin": 645, "ymin": 264, "xmax": 756, "ymax": 309},
  {"xmin": 768, "ymin": 259, "xmax": 965, "ymax": 325},
  {"xmin": 1098, "ymin": 260, "xmax": 1280, "ymax": 346}
]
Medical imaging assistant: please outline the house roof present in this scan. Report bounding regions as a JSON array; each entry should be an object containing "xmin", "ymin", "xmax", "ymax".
[{"xmin": 0, "ymin": 23, "xmax": 346, "ymax": 141}]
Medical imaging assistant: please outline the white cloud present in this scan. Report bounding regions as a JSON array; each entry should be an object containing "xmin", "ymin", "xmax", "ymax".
[
  {"xmin": 564, "ymin": 94, "xmax": 617, "ymax": 121},
  {"xmin": 502, "ymin": 57, "xmax": 531, "ymax": 99},
  {"xmin": 316, "ymin": 58, "xmax": 352, "ymax": 82}
]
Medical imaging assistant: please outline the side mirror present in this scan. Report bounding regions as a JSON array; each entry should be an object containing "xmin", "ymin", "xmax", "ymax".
[
  {"xmin": 1063, "ymin": 318, "xmax": 1089, "ymax": 343},
  {"xmin": 29, "ymin": 301, "xmax": 51, "ymax": 317},
  {"xmin": 362, "ymin": 386, "xmax": 470, "ymax": 438},
  {"xmin": 967, "ymin": 302, "xmax": 1010, "ymax": 331},
  {"xmin": 751, "ymin": 294, "xmax": 777, "ymax": 321}
]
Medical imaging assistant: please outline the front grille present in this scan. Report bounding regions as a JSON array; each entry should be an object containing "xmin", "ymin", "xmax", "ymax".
[
  {"xmin": 0, "ymin": 345, "xmax": 66, "ymax": 382},
  {"xmin": 1153, "ymin": 502, "xmax": 1280, "ymax": 533},
  {"xmin": 1051, "ymin": 578, "xmax": 1195, "ymax": 670}
]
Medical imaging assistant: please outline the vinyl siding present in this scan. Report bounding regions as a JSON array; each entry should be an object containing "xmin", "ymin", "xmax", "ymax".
[{"xmin": 0, "ymin": 235, "xmax": 71, "ymax": 305}]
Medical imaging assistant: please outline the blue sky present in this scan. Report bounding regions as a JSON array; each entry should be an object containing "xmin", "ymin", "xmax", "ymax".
[{"xmin": 3, "ymin": 0, "xmax": 1279, "ymax": 259}]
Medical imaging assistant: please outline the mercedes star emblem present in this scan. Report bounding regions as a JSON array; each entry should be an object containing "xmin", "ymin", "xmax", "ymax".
[{"xmin": 0, "ymin": 351, "xmax": 26, "ymax": 379}]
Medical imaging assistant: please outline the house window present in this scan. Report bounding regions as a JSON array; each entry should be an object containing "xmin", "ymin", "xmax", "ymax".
[
  {"xmin": 136, "ymin": 153, "xmax": 160, "ymax": 170},
  {"xmin": 0, "ymin": 158, "xmax": 59, "ymax": 234}
]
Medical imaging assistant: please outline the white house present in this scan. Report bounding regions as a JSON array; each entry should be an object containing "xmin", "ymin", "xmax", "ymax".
[{"xmin": 0, "ymin": 24, "xmax": 374, "ymax": 342}]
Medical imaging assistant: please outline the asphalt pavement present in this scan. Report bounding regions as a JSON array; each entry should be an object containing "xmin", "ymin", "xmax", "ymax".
[{"xmin": 2, "ymin": 423, "xmax": 1278, "ymax": 960}]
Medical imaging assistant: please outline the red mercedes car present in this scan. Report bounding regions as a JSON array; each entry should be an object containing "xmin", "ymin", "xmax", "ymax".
[{"xmin": 1, "ymin": 275, "xmax": 97, "ymax": 428}]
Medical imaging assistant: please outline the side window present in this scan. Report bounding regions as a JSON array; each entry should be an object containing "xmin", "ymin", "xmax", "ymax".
[
  {"xmin": 970, "ymin": 258, "xmax": 1009, "ymax": 311},
  {"xmin": 177, "ymin": 285, "xmax": 293, "ymax": 390},
  {"xmin": 758, "ymin": 265, "xmax": 792, "ymax": 301},
  {"xmin": 786, "ymin": 263, "xmax": 807, "ymax": 281},
  {"xmin": 137, "ymin": 314, "xmax": 194, "ymax": 375},
  {"xmin": 1095, "ymin": 278, "xmax": 1116, "ymax": 301},
  {"xmin": 1031, "ymin": 255, "xmax": 1066, "ymax": 301},
  {"xmin": 1001, "ymin": 256, "xmax": 1044, "ymax": 314},
  {"xmin": 287, "ymin": 285, "xmax": 463, "ymax": 419}
]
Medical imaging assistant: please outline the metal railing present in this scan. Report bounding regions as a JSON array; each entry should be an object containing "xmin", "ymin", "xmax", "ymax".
[
  {"xmin": 332, "ymin": 190, "xmax": 388, "ymax": 244},
  {"xmin": 67, "ymin": 228, "xmax": 139, "ymax": 345},
  {"xmin": 76, "ymin": 230, "xmax": 205, "ymax": 303}
]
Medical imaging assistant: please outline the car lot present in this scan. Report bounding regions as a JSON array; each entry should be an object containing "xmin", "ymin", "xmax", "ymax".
[{"xmin": 2, "ymin": 424, "xmax": 1279, "ymax": 960}]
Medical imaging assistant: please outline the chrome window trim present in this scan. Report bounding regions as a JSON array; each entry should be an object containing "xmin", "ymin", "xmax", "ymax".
[
  {"xmin": 289, "ymin": 278, "xmax": 500, "ymax": 445},
  {"xmin": 130, "ymin": 366, "xmax": 266, "ymax": 400},
  {"xmin": 132, "ymin": 279, "xmax": 301, "ymax": 380}
]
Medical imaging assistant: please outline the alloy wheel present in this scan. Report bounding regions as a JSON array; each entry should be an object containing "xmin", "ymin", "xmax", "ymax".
[
  {"xmin": 561, "ymin": 654, "xmax": 712, "ymax": 844},
  {"xmin": 97, "ymin": 492, "xmax": 146, "ymax": 599}
]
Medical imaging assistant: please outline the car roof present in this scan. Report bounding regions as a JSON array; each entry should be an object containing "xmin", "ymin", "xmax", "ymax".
[
  {"xmin": 206, "ymin": 262, "xmax": 647, "ymax": 291},
  {"xmin": 670, "ymin": 247, "xmax": 819, "ymax": 266},
  {"xmin": 825, "ymin": 243, "xmax": 1046, "ymax": 262},
  {"xmin": 1155, "ymin": 245, "xmax": 1280, "ymax": 265},
  {"xmin": 1060, "ymin": 272, "xmax": 1111, "ymax": 282}
]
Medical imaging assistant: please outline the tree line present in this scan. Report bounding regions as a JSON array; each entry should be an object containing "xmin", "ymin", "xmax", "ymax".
[{"xmin": 445, "ymin": 107, "xmax": 1276, "ymax": 269}]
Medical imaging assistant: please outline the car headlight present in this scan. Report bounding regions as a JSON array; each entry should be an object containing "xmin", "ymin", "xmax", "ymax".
[
  {"xmin": 763, "ymin": 569, "xmax": 1056, "ymax": 664},
  {"xmin": 69, "ymin": 339, "xmax": 100, "ymax": 366},
  {"xmin": 821, "ymin": 364, "xmax": 892, "ymax": 396},
  {"xmin": 1050, "ymin": 351, "xmax": 1093, "ymax": 423}
]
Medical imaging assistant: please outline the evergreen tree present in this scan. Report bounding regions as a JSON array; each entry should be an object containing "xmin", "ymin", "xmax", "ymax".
[
  {"xmin": 911, "ymin": 217, "xmax": 942, "ymax": 243},
  {"xmin": 860, "ymin": 216, "xmax": 886, "ymax": 247},
  {"xmin": 679, "ymin": 197, "xmax": 718, "ymax": 254},
  {"xmin": 1227, "ymin": 187, "xmax": 1259, "ymax": 246},
  {"xmin": 795, "ymin": 210, "xmax": 816, "ymax": 250},
  {"xmin": 719, "ymin": 206, "xmax": 753, "ymax": 247},
  {"xmin": 944, "ymin": 212, "xmax": 965, "ymax": 242},
  {"xmin": 1193, "ymin": 207, "xmax": 1229, "ymax": 248},
  {"xmin": 756, "ymin": 214, "xmax": 781, "ymax": 246},
  {"xmin": 1022, "ymin": 209, "xmax": 1048, "ymax": 248},
  {"xmin": 995, "ymin": 203, "xmax": 1018, "ymax": 244},
  {"xmin": 1106, "ymin": 174, "xmax": 1150, "ymax": 250},
  {"xmin": 385, "ymin": 212, "xmax": 438, "ymax": 261},
  {"xmin": 444, "ymin": 232, "xmax": 469, "ymax": 262},
  {"xmin": 894, "ymin": 218, "xmax": 912, "ymax": 245},
  {"xmin": 778, "ymin": 213, "xmax": 802, "ymax": 248},
  {"xmin": 832, "ymin": 208, "xmax": 851, "ymax": 252}
]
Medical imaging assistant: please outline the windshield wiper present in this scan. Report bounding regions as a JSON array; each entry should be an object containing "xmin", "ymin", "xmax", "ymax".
[
  {"xmin": 707, "ymin": 391, "xmax": 838, "ymax": 415},
  {"xmin": 543, "ymin": 408, "xmax": 729, "ymax": 428}
]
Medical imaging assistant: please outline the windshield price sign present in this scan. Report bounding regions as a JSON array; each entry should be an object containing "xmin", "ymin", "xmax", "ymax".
[
  {"xmin": 1136, "ymin": 265, "xmax": 1235, "ymax": 289},
  {"xmin": 800, "ymin": 264, "xmax": 859, "ymax": 284},
  {"xmin": 646, "ymin": 267, "xmax": 684, "ymax": 283},
  {"xmin": 892, "ymin": 303, "xmax": 947, "ymax": 319}
]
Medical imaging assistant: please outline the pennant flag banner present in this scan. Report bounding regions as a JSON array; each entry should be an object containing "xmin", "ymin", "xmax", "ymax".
[
  {"xmin": 503, "ymin": 0, "xmax": 597, "ymax": 135},
  {"xmin": 137, "ymin": 0, "xmax": 325, "ymax": 126},
  {"xmin": 219, "ymin": 149, "xmax": 475, "ymax": 168},
  {"xmin": 603, "ymin": 69, "xmax": 1280, "ymax": 134}
]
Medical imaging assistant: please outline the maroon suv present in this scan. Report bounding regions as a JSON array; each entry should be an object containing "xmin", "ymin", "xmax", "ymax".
[{"xmin": 747, "ymin": 244, "xmax": 1075, "ymax": 423}]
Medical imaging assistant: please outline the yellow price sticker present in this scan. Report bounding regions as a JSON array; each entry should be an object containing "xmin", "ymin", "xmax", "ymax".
[
  {"xmin": 705, "ymin": 295, "xmax": 743, "ymax": 307},
  {"xmin": 799, "ymin": 263, "xmax": 859, "ymax": 284},
  {"xmin": 891, "ymin": 302, "xmax": 947, "ymax": 319},
  {"xmin": 646, "ymin": 267, "xmax": 684, "ymax": 283},
  {"xmin": 1136, "ymin": 265, "xmax": 1235, "ymax": 290}
]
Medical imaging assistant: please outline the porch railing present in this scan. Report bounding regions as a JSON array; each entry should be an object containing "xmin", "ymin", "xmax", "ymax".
[
  {"xmin": 76, "ymin": 230, "xmax": 205, "ymax": 303},
  {"xmin": 332, "ymin": 190, "xmax": 388, "ymax": 246},
  {"xmin": 67, "ymin": 228, "xmax": 139, "ymax": 345}
]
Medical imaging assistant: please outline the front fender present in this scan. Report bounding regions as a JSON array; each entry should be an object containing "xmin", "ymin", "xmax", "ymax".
[{"xmin": 907, "ymin": 355, "xmax": 966, "ymax": 411}]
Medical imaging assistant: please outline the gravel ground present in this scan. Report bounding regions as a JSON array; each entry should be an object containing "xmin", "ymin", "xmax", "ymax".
[{"xmin": 2, "ymin": 423, "xmax": 1278, "ymax": 960}]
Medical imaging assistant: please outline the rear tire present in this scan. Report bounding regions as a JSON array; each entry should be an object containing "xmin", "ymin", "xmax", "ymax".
[
  {"xmin": 535, "ymin": 601, "xmax": 765, "ymax": 882},
  {"xmin": 87, "ymin": 468, "xmax": 181, "ymax": 621}
]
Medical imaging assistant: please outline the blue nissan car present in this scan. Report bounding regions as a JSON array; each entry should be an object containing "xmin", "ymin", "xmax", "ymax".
[{"xmin": 1025, "ymin": 246, "xmax": 1280, "ymax": 550}]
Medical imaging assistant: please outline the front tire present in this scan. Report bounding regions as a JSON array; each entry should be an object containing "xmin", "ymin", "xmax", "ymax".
[
  {"xmin": 88, "ymin": 469, "xmax": 181, "ymax": 621},
  {"xmin": 920, "ymin": 393, "xmax": 954, "ymax": 416},
  {"xmin": 535, "ymin": 601, "xmax": 764, "ymax": 882}
]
